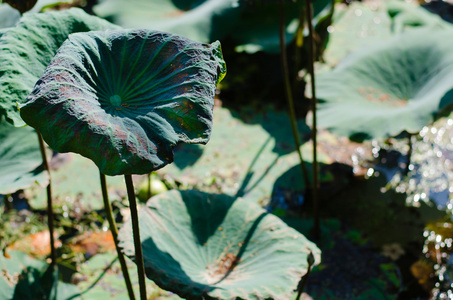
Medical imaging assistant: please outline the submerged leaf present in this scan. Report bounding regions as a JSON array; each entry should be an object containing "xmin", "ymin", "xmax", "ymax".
[
  {"xmin": 20, "ymin": 29, "xmax": 226, "ymax": 175},
  {"xmin": 316, "ymin": 27, "xmax": 453, "ymax": 141},
  {"xmin": 0, "ymin": 8, "xmax": 119, "ymax": 127},
  {"xmin": 118, "ymin": 190, "xmax": 320, "ymax": 299}
]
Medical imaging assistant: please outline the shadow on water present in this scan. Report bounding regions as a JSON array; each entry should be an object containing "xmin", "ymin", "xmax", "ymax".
[
  {"xmin": 269, "ymin": 162, "xmax": 354, "ymax": 214},
  {"xmin": 67, "ymin": 259, "xmax": 116, "ymax": 299},
  {"xmin": 228, "ymin": 105, "xmax": 311, "ymax": 156},
  {"xmin": 235, "ymin": 137, "xmax": 280, "ymax": 198}
]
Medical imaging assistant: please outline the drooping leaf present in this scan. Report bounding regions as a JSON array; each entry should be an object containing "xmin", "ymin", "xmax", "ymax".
[
  {"xmin": 20, "ymin": 29, "xmax": 226, "ymax": 176},
  {"xmin": 0, "ymin": 118, "xmax": 48, "ymax": 194},
  {"xmin": 93, "ymin": 0, "xmax": 240, "ymax": 43},
  {"xmin": 118, "ymin": 190, "xmax": 320, "ymax": 300},
  {"xmin": 316, "ymin": 27, "xmax": 453, "ymax": 141},
  {"xmin": 0, "ymin": 8, "xmax": 120, "ymax": 127}
]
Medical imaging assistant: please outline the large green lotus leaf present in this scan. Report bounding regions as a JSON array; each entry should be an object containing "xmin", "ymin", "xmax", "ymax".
[
  {"xmin": 20, "ymin": 29, "xmax": 226, "ymax": 176},
  {"xmin": 322, "ymin": 0, "xmax": 451, "ymax": 67},
  {"xmin": 0, "ymin": 118, "xmax": 48, "ymax": 194},
  {"xmin": 322, "ymin": 1, "xmax": 393, "ymax": 67},
  {"xmin": 93, "ymin": 0, "xmax": 240, "ymax": 43},
  {"xmin": 316, "ymin": 27, "xmax": 453, "ymax": 141},
  {"xmin": 118, "ymin": 190, "xmax": 320, "ymax": 299},
  {"xmin": 0, "ymin": 8, "xmax": 120, "ymax": 127}
]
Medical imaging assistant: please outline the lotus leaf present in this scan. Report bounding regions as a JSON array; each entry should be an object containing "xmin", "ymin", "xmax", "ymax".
[
  {"xmin": 322, "ymin": 0, "xmax": 452, "ymax": 67},
  {"xmin": 0, "ymin": 117, "xmax": 48, "ymax": 194},
  {"xmin": 0, "ymin": 8, "xmax": 120, "ymax": 127},
  {"xmin": 316, "ymin": 28, "xmax": 453, "ymax": 141},
  {"xmin": 386, "ymin": 0, "xmax": 450, "ymax": 32},
  {"xmin": 20, "ymin": 29, "xmax": 226, "ymax": 175},
  {"xmin": 118, "ymin": 190, "xmax": 320, "ymax": 299},
  {"xmin": 0, "ymin": 250, "xmax": 80, "ymax": 300},
  {"xmin": 93, "ymin": 0, "xmax": 240, "ymax": 43}
]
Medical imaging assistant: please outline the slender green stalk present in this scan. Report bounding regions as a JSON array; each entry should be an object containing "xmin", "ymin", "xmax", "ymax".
[
  {"xmin": 147, "ymin": 172, "xmax": 152, "ymax": 200},
  {"xmin": 405, "ymin": 133, "xmax": 413, "ymax": 176},
  {"xmin": 278, "ymin": 3, "xmax": 310, "ymax": 190},
  {"xmin": 294, "ymin": 6, "xmax": 305, "ymax": 79},
  {"xmin": 304, "ymin": 0, "xmax": 320, "ymax": 240},
  {"xmin": 100, "ymin": 172, "xmax": 136, "ymax": 300},
  {"xmin": 295, "ymin": 252, "xmax": 315, "ymax": 300},
  {"xmin": 124, "ymin": 175, "xmax": 147, "ymax": 300},
  {"xmin": 37, "ymin": 132, "xmax": 56, "ymax": 266}
]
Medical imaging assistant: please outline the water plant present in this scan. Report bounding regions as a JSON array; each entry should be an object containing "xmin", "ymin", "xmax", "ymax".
[
  {"xmin": 19, "ymin": 28, "xmax": 226, "ymax": 299},
  {"xmin": 118, "ymin": 189, "xmax": 320, "ymax": 299},
  {"xmin": 316, "ymin": 27, "xmax": 453, "ymax": 142},
  {"xmin": 0, "ymin": 7, "xmax": 120, "ymax": 266}
]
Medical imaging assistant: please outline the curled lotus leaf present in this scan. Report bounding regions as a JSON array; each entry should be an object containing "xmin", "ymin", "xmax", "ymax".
[
  {"xmin": 20, "ymin": 29, "xmax": 226, "ymax": 176},
  {"xmin": 316, "ymin": 27, "xmax": 453, "ymax": 141},
  {"xmin": 118, "ymin": 190, "xmax": 320, "ymax": 300},
  {"xmin": 0, "ymin": 8, "xmax": 119, "ymax": 127}
]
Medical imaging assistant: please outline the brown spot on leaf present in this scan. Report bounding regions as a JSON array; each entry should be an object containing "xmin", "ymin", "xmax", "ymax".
[
  {"xmin": 212, "ymin": 253, "xmax": 240, "ymax": 277},
  {"xmin": 358, "ymin": 86, "xmax": 407, "ymax": 107},
  {"xmin": 0, "ymin": 270, "xmax": 19, "ymax": 287}
]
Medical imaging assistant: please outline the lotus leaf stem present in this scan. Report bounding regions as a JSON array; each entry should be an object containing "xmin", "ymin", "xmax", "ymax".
[
  {"xmin": 278, "ymin": 2, "xmax": 311, "ymax": 190},
  {"xmin": 37, "ymin": 131, "xmax": 56, "ymax": 266},
  {"xmin": 147, "ymin": 172, "xmax": 152, "ymax": 200},
  {"xmin": 125, "ymin": 174, "xmax": 147, "ymax": 300},
  {"xmin": 405, "ymin": 133, "xmax": 413, "ymax": 176},
  {"xmin": 295, "ymin": 252, "xmax": 315, "ymax": 300},
  {"xmin": 304, "ymin": 0, "xmax": 320, "ymax": 240},
  {"xmin": 100, "ymin": 172, "xmax": 135, "ymax": 300}
]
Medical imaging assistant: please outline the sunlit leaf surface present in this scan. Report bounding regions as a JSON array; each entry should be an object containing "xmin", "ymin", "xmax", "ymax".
[
  {"xmin": 20, "ymin": 29, "xmax": 226, "ymax": 175},
  {"xmin": 316, "ymin": 27, "xmax": 453, "ymax": 141},
  {"xmin": 118, "ymin": 190, "xmax": 320, "ymax": 299}
]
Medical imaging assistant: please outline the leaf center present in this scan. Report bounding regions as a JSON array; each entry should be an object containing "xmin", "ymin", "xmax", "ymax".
[{"xmin": 109, "ymin": 95, "xmax": 122, "ymax": 107}]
